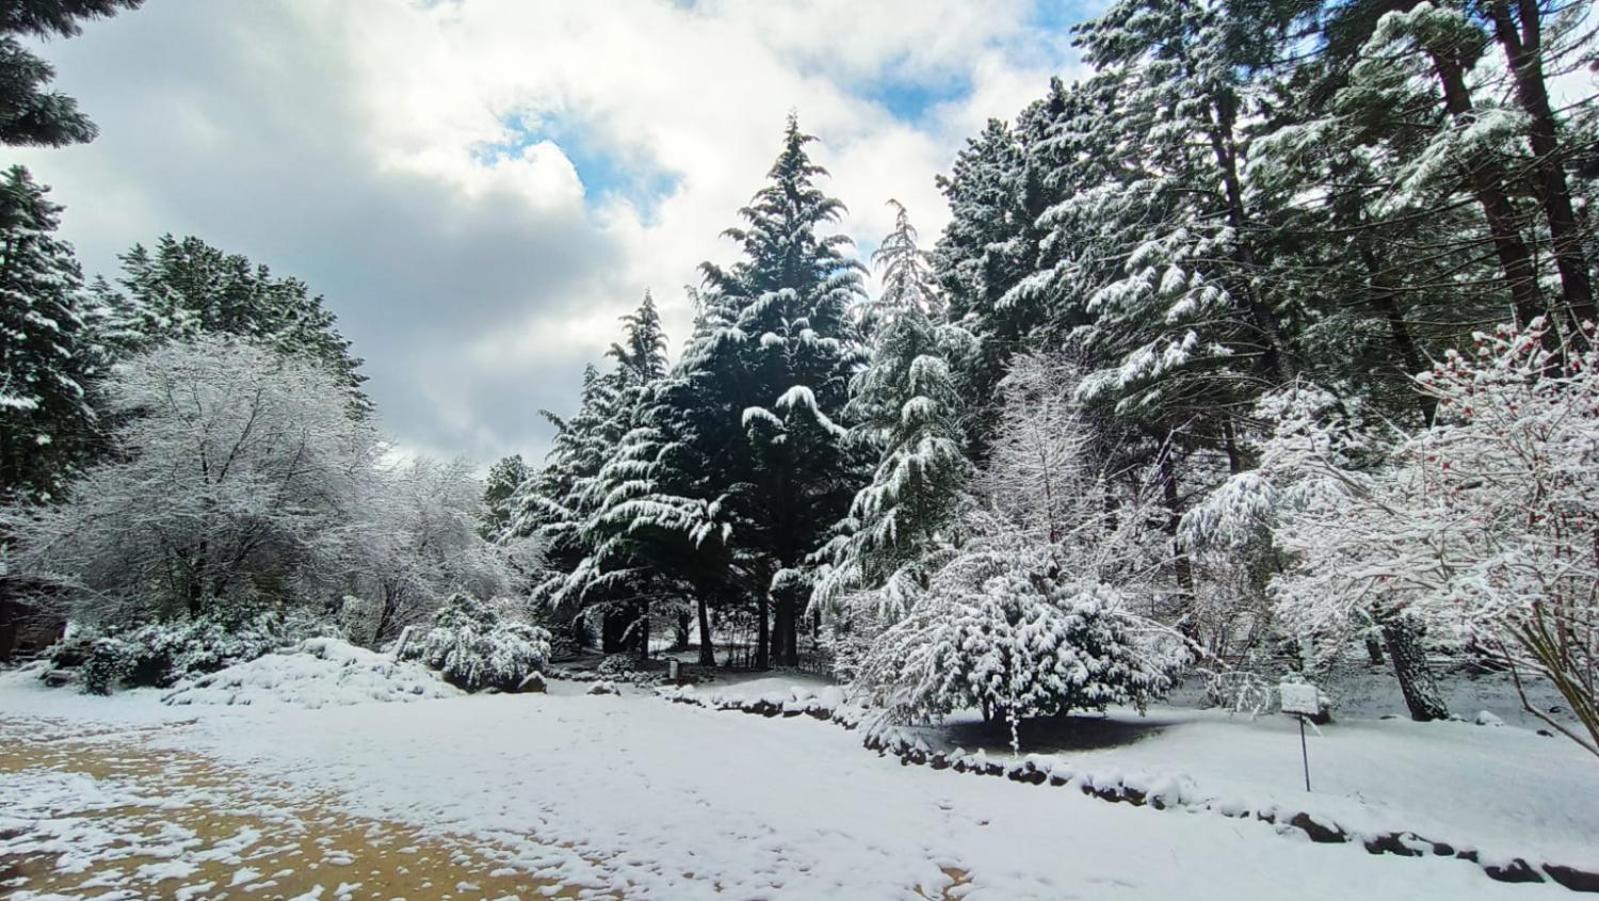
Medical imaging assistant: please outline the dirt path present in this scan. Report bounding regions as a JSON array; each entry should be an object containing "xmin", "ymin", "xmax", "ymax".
[{"xmin": 0, "ymin": 718, "xmax": 594, "ymax": 900}]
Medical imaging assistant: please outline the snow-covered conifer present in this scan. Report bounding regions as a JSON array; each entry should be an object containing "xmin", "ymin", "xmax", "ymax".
[
  {"xmin": 0, "ymin": 165, "xmax": 97, "ymax": 503},
  {"xmin": 661, "ymin": 114, "xmax": 869, "ymax": 668},
  {"xmin": 813, "ymin": 202, "xmax": 974, "ymax": 621},
  {"xmin": 0, "ymin": 1, "xmax": 142, "ymax": 147}
]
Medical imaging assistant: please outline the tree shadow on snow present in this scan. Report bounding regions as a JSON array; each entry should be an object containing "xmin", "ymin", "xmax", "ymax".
[{"xmin": 941, "ymin": 714, "xmax": 1167, "ymax": 754}]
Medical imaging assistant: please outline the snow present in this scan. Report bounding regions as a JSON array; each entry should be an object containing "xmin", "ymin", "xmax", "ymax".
[
  {"xmin": 160, "ymin": 638, "xmax": 459, "ymax": 708},
  {"xmin": 1279, "ymin": 682, "xmax": 1321, "ymax": 715},
  {"xmin": 2, "ymin": 667, "xmax": 1587, "ymax": 898},
  {"xmin": 1076, "ymin": 705, "xmax": 1598, "ymax": 868}
]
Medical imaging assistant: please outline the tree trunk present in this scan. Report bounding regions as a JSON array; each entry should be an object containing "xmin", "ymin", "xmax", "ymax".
[
  {"xmin": 673, "ymin": 611, "xmax": 691, "ymax": 650},
  {"xmin": 373, "ymin": 589, "xmax": 398, "ymax": 647},
  {"xmin": 1364, "ymin": 634, "xmax": 1386, "ymax": 666},
  {"xmin": 1222, "ymin": 419, "xmax": 1243, "ymax": 476},
  {"xmin": 1382, "ymin": 615, "xmax": 1450, "ymax": 722},
  {"xmin": 782, "ymin": 601, "xmax": 799, "ymax": 667},
  {"xmin": 1158, "ymin": 448, "xmax": 1198, "ymax": 638},
  {"xmin": 1428, "ymin": 52, "xmax": 1553, "ymax": 347},
  {"xmin": 1357, "ymin": 237, "xmax": 1437, "ymax": 424},
  {"xmin": 1487, "ymin": 0, "xmax": 1597, "ymax": 331},
  {"xmin": 0, "ymin": 590, "xmax": 18, "ymax": 663},
  {"xmin": 601, "ymin": 610, "xmax": 627, "ymax": 654},
  {"xmin": 754, "ymin": 592, "xmax": 770, "ymax": 671},
  {"xmin": 768, "ymin": 596, "xmax": 783, "ymax": 668},
  {"xmin": 696, "ymin": 594, "xmax": 715, "ymax": 667},
  {"xmin": 636, "ymin": 599, "xmax": 650, "ymax": 663},
  {"xmin": 770, "ymin": 593, "xmax": 800, "ymax": 668},
  {"xmin": 1207, "ymin": 88, "xmax": 1296, "ymax": 382},
  {"xmin": 187, "ymin": 537, "xmax": 209, "ymax": 619}
]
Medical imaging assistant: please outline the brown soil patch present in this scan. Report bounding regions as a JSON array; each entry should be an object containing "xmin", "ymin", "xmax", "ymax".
[{"xmin": 0, "ymin": 718, "xmax": 601, "ymax": 899}]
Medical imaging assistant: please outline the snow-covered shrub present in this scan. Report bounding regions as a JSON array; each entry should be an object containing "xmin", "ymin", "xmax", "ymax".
[
  {"xmin": 845, "ymin": 354, "xmax": 1187, "ymax": 749},
  {"xmin": 78, "ymin": 637, "xmax": 135, "ymax": 695},
  {"xmin": 134, "ymin": 610, "xmax": 334, "ymax": 684},
  {"xmin": 401, "ymin": 593, "xmax": 551, "ymax": 693},
  {"xmin": 44, "ymin": 628, "xmax": 100, "ymax": 671},
  {"xmin": 57, "ymin": 610, "xmax": 332, "ymax": 693},
  {"xmin": 164, "ymin": 637, "xmax": 457, "ymax": 708},
  {"xmin": 546, "ymin": 628, "xmax": 583, "ymax": 662},
  {"xmin": 596, "ymin": 653, "xmax": 637, "ymax": 677},
  {"xmin": 820, "ymin": 607, "xmax": 889, "ymax": 684},
  {"xmin": 1203, "ymin": 670, "xmax": 1275, "ymax": 717},
  {"xmin": 1184, "ymin": 381, "xmax": 1456, "ymax": 722},
  {"xmin": 1273, "ymin": 321, "xmax": 1599, "ymax": 754},
  {"xmin": 855, "ymin": 542, "xmax": 1184, "ymax": 749}
]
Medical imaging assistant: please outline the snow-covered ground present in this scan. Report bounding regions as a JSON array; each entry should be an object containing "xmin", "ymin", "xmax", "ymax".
[{"xmin": 3, "ymin": 665, "xmax": 1593, "ymax": 899}]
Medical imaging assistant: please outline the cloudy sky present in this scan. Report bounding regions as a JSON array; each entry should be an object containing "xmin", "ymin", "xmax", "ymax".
[{"xmin": 17, "ymin": 0, "xmax": 1093, "ymax": 466}]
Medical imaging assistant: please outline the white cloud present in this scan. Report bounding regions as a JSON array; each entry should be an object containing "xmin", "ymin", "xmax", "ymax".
[{"xmin": 18, "ymin": 0, "xmax": 1088, "ymax": 465}]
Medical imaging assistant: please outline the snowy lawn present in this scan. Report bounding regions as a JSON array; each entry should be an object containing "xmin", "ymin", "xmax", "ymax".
[
  {"xmin": 919, "ymin": 704, "xmax": 1597, "ymax": 874},
  {"xmin": 3, "ymin": 670, "xmax": 1589, "ymax": 899}
]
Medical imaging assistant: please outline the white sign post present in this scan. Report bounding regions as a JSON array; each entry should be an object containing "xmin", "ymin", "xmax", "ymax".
[{"xmin": 1279, "ymin": 682, "xmax": 1320, "ymax": 792}]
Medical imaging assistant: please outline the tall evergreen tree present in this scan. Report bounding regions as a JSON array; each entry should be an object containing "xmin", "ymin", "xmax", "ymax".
[
  {"xmin": 95, "ymin": 236, "xmax": 367, "ymax": 409},
  {"xmin": 569, "ymin": 295, "xmax": 743, "ymax": 665},
  {"xmin": 0, "ymin": 165, "xmax": 96, "ymax": 503},
  {"xmin": 0, "ymin": 1, "xmax": 142, "ymax": 147},
  {"xmin": 480, "ymin": 454, "xmax": 529, "ymax": 540},
  {"xmin": 513, "ymin": 293, "xmax": 679, "ymax": 657},
  {"xmin": 932, "ymin": 92, "xmax": 1068, "ymax": 454},
  {"xmin": 814, "ymin": 201, "xmax": 974, "ymax": 620},
  {"xmin": 672, "ymin": 114, "xmax": 870, "ymax": 668}
]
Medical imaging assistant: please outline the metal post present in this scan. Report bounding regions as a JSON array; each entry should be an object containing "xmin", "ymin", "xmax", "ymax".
[{"xmin": 1299, "ymin": 714, "xmax": 1311, "ymax": 792}]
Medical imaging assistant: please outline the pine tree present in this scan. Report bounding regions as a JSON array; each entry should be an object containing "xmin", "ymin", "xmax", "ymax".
[
  {"xmin": 581, "ymin": 290, "xmax": 676, "ymax": 658},
  {"xmin": 480, "ymin": 454, "xmax": 529, "ymax": 540},
  {"xmin": 510, "ymin": 364, "xmax": 622, "ymax": 549},
  {"xmin": 607, "ymin": 290, "xmax": 668, "ymax": 386},
  {"xmin": 931, "ymin": 96, "xmax": 1064, "ymax": 454},
  {"xmin": 1063, "ymin": 0, "xmax": 1298, "ymax": 414},
  {"xmin": 814, "ymin": 201, "xmax": 974, "ymax": 621},
  {"xmin": 686, "ymin": 115, "xmax": 869, "ymax": 668},
  {"xmin": 96, "ymin": 235, "xmax": 367, "ymax": 410},
  {"xmin": 1294, "ymin": 0, "xmax": 1590, "ymax": 347},
  {"xmin": 0, "ymin": 1, "xmax": 143, "ymax": 147},
  {"xmin": 1478, "ymin": 0, "xmax": 1596, "ymax": 326},
  {"xmin": 573, "ymin": 295, "xmax": 743, "ymax": 665},
  {"xmin": 512, "ymin": 293, "xmax": 682, "ymax": 657},
  {"xmin": 0, "ymin": 165, "xmax": 97, "ymax": 503}
]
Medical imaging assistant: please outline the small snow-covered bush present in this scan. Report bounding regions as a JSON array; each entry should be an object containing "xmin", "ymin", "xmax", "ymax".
[
  {"xmin": 133, "ymin": 610, "xmax": 334, "ymax": 684},
  {"xmin": 400, "ymin": 594, "xmax": 551, "ymax": 692},
  {"xmin": 55, "ymin": 610, "xmax": 333, "ymax": 694},
  {"xmin": 1203, "ymin": 669, "xmax": 1275, "ymax": 717},
  {"xmin": 78, "ymin": 637, "xmax": 135, "ymax": 695},
  {"xmin": 855, "ymin": 545, "xmax": 1184, "ymax": 748},
  {"xmin": 164, "ymin": 637, "xmax": 456, "ymax": 708},
  {"xmin": 596, "ymin": 653, "xmax": 637, "ymax": 677},
  {"xmin": 821, "ymin": 610, "xmax": 887, "ymax": 685}
]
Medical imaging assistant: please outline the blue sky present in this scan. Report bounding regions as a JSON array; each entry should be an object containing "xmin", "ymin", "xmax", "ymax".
[
  {"xmin": 477, "ymin": 113, "xmax": 683, "ymax": 220},
  {"xmin": 18, "ymin": 0, "xmax": 1092, "ymax": 466}
]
